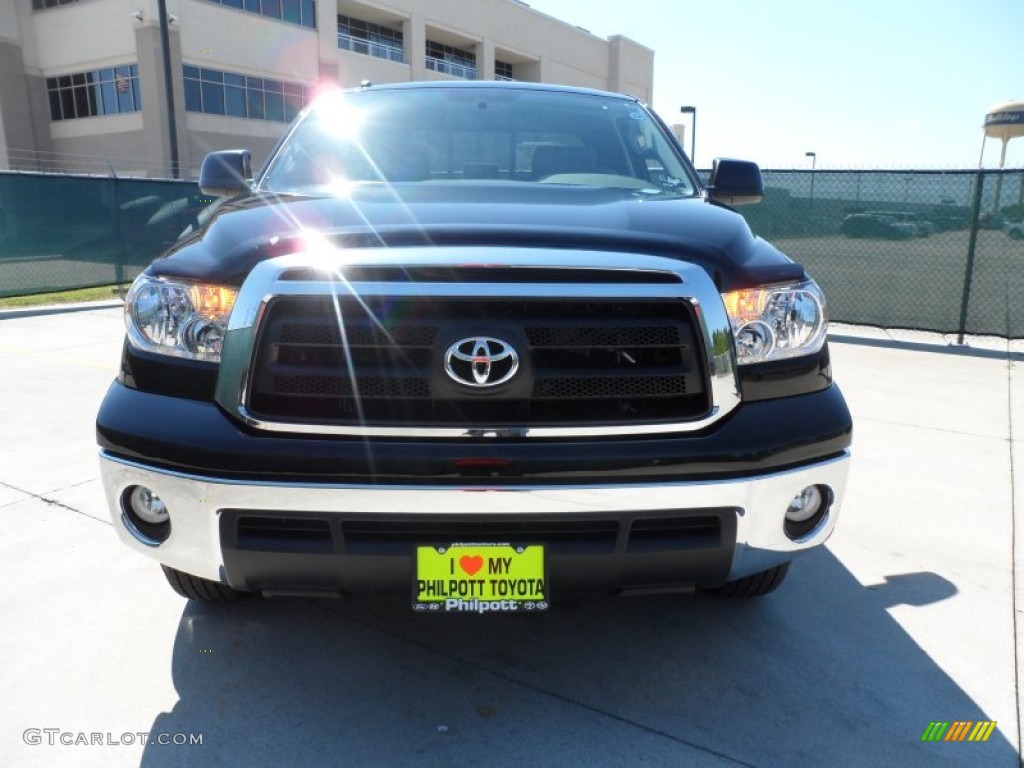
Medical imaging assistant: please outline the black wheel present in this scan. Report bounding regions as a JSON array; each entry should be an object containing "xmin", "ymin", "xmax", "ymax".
[
  {"xmin": 701, "ymin": 562, "xmax": 790, "ymax": 598},
  {"xmin": 1009, "ymin": 229, "xmax": 1023, "ymax": 240},
  {"xmin": 161, "ymin": 565, "xmax": 251, "ymax": 602}
]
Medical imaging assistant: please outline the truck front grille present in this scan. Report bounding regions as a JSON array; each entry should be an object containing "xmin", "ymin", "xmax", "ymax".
[{"xmin": 246, "ymin": 295, "xmax": 709, "ymax": 428}]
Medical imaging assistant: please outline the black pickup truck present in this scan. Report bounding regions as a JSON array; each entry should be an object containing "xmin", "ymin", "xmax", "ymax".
[{"xmin": 97, "ymin": 82, "xmax": 851, "ymax": 611}]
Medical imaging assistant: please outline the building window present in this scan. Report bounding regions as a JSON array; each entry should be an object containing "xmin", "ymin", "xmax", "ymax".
[
  {"xmin": 495, "ymin": 60, "xmax": 514, "ymax": 82},
  {"xmin": 203, "ymin": 0, "xmax": 316, "ymax": 29},
  {"xmin": 184, "ymin": 66, "xmax": 308, "ymax": 123},
  {"xmin": 337, "ymin": 15, "xmax": 405, "ymax": 63},
  {"xmin": 425, "ymin": 41, "xmax": 476, "ymax": 80},
  {"xmin": 46, "ymin": 65, "xmax": 141, "ymax": 121}
]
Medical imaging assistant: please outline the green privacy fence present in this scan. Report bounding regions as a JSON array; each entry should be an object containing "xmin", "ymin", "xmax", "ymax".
[
  {"xmin": 0, "ymin": 172, "xmax": 206, "ymax": 299},
  {"xmin": 2, "ymin": 169, "xmax": 1023, "ymax": 337}
]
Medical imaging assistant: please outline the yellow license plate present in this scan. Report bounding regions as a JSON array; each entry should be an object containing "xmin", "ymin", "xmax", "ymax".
[{"xmin": 414, "ymin": 543, "xmax": 548, "ymax": 613}]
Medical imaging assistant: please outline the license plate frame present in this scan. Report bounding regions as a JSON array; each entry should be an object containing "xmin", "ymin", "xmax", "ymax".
[{"xmin": 413, "ymin": 543, "xmax": 548, "ymax": 613}]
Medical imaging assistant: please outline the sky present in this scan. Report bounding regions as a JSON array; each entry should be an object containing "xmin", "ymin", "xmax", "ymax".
[{"xmin": 525, "ymin": 0, "xmax": 1024, "ymax": 170}]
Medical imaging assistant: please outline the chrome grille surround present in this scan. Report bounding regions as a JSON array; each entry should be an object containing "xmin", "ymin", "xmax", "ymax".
[{"xmin": 214, "ymin": 248, "xmax": 740, "ymax": 438}]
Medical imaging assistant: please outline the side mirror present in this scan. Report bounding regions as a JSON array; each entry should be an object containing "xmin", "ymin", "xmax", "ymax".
[
  {"xmin": 199, "ymin": 150, "xmax": 252, "ymax": 197},
  {"xmin": 707, "ymin": 158, "xmax": 764, "ymax": 206}
]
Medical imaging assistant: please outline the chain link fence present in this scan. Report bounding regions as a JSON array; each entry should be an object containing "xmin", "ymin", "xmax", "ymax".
[
  {"xmin": 740, "ymin": 169, "xmax": 1024, "ymax": 338},
  {"xmin": 2, "ymin": 168, "xmax": 1023, "ymax": 337},
  {"xmin": 3, "ymin": 148, "xmax": 184, "ymax": 178}
]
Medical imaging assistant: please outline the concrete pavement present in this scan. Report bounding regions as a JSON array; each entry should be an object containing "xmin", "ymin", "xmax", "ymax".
[{"xmin": 0, "ymin": 305, "xmax": 1020, "ymax": 767}]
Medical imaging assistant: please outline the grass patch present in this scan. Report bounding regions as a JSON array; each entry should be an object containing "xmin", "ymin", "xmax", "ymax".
[{"xmin": 0, "ymin": 284, "xmax": 125, "ymax": 309}]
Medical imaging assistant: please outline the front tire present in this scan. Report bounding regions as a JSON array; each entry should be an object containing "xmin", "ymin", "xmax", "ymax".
[
  {"xmin": 701, "ymin": 562, "xmax": 790, "ymax": 598},
  {"xmin": 161, "ymin": 565, "xmax": 251, "ymax": 602}
]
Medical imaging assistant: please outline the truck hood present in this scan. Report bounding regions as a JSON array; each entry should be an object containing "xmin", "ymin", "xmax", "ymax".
[{"xmin": 149, "ymin": 183, "xmax": 804, "ymax": 291}]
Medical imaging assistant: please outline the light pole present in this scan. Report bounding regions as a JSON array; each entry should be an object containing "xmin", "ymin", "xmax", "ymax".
[
  {"xmin": 680, "ymin": 106, "xmax": 696, "ymax": 167},
  {"xmin": 805, "ymin": 151, "xmax": 817, "ymax": 213},
  {"xmin": 157, "ymin": 0, "xmax": 179, "ymax": 178}
]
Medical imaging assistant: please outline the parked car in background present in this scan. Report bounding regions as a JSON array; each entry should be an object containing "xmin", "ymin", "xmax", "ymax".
[
  {"xmin": 1005, "ymin": 219, "xmax": 1024, "ymax": 240},
  {"xmin": 927, "ymin": 208, "xmax": 970, "ymax": 232},
  {"xmin": 840, "ymin": 212, "xmax": 917, "ymax": 239},
  {"xmin": 979, "ymin": 212, "xmax": 1006, "ymax": 230},
  {"xmin": 888, "ymin": 212, "xmax": 936, "ymax": 237}
]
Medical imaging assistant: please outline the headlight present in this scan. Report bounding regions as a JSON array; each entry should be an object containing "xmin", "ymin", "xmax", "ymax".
[
  {"xmin": 721, "ymin": 279, "xmax": 827, "ymax": 365},
  {"xmin": 125, "ymin": 275, "xmax": 237, "ymax": 362}
]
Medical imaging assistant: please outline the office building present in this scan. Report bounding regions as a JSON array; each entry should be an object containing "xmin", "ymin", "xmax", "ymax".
[{"xmin": 0, "ymin": 0, "xmax": 654, "ymax": 176}]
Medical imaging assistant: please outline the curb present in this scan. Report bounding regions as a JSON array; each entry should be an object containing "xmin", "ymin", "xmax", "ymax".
[{"xmin": 0, "ymin": 299, "xmax": 123, "ymax": 321}]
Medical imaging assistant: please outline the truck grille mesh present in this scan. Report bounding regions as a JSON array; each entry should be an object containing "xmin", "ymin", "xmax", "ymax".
[{"xmin": 247, "ymin": 294, "xmax": 709, "ymax": 427}]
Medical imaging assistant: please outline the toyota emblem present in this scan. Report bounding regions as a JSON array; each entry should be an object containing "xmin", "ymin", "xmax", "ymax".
[{"xmin": 444, "ymin": 337, "xmax": 519, "ymax": 388}]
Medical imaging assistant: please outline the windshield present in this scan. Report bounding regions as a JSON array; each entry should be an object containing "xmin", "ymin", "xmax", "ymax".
[{"xmin": 259, "ymin": 86, "xmax": 698, "ymax": 198}]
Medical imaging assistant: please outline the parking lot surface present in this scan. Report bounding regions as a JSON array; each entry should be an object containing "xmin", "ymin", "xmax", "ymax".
[{"xmin": 0, "ymin": 304, "xmax": 1021, "ymax": 767}]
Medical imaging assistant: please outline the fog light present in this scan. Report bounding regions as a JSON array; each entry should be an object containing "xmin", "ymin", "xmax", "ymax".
[
  {"xmin": 129, "ymin": 486, "xmax": 168, "ymax": 524},
  {"xmin": 784, "ymin": 485, "xmax": 829, "ymax": 540},
  {"xmin": 786, "ymin": 486, "xmax": 823, "ymax": 523},
  {"xmin": 121, "ymin": 485, "xmax": 171, "ymax": 544}
]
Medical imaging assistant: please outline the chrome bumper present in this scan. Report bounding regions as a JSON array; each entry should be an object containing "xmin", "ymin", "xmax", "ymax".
[{"xmin": 100, "ymin": 449, "xmax": 850, "ymax": 586}]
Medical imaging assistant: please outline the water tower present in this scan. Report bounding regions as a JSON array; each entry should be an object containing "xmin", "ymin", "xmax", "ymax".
[{"xmin": 979, "ymin": 100, "xmax": 1024, "ymax": 211}]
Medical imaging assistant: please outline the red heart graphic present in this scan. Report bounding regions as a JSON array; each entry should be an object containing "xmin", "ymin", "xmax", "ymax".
[{"xmin": 460, "ymin": 555, "xmax": 484, "ymax": 576}]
